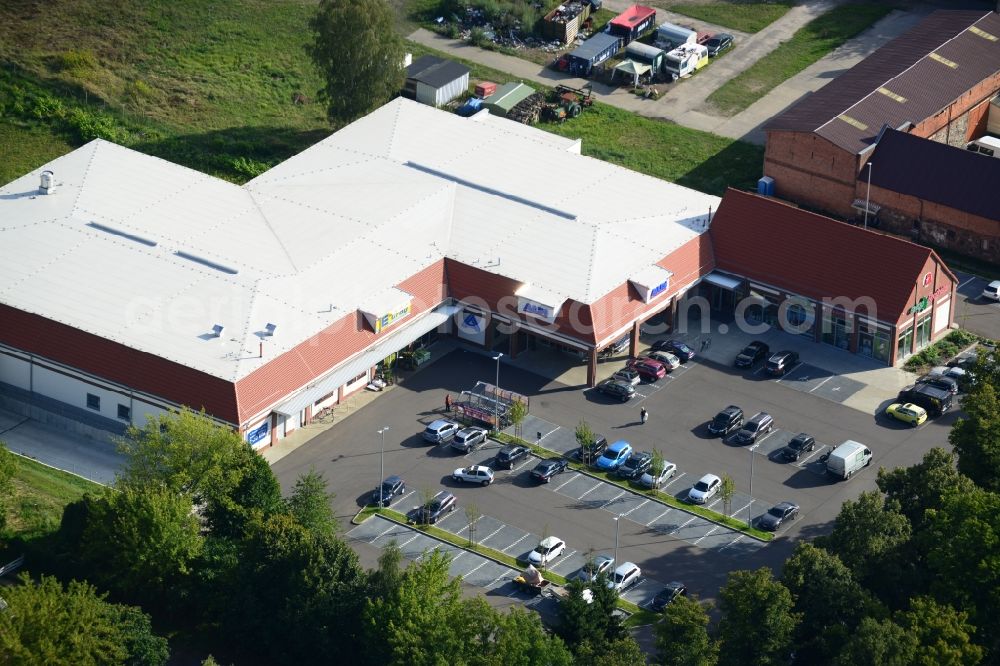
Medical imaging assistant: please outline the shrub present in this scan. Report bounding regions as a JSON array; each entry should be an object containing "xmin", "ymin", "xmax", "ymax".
[{"xmin": 55, "ymin": 50, "xmax": 98, "ymax": 77}]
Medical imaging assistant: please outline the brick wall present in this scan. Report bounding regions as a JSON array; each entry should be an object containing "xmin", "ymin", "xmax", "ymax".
[
  {"xmin": 764, "ymin": 131, "xmax": 860, "ymax": 217},
  {"xmin": 914, "ymin": 73, "xmax": 1000, "ymax": 146}
]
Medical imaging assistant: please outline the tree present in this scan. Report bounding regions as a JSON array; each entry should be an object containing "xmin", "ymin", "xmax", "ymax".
[
  {"xmin": 0, "ymin": 440, "xmax": 15, "ymax": 533},
  {"xmin": 285, "ymin": 468, "xmax": 339, "ymax": 538},
  {"xmin": 649, "ymin": 449, "xmax": 665, "ymax": 488},
  {"xmin": 717, "ymin": 568, "xmax": 799, "ymax": 666},
  {"xmin": 896, "ymin": 596, "xmax": 983, "ymax": 666},
  {"xmin": 949, "ymin": 380, "xmax": 1000, "ymax": 492},
  {"xmin": 509, "ymin": 399, "xmax": 527, "ymax": 441},
  {"xmin": 877, "ymin": 447, "xmax": 975, "ymax": 529},
  {"xmin": 576, "ymin": 419, "xmax": 596, "ymax": 464},
  {"xmin": 655, "ymin": 594, "xmax": 718, "ymax": 666},
  {"xmin": 308, "ymin": 0, "xmax": 405, "ymax": 126},
  {"xmin": 204, "ymin": 446, "xmax": 283, "ymax": 538},
  {"xmin": 463, "ymin": 599, "xmax": 573, "ymax": 666},
  {"xmin": 834, "ymin": 616, "xmax": 918, "ymax": 666},
  {"xmin": 0, "ymin": 574, "xmax": 168, "ymax": 665},
  {"xmin": 573, "ymin": 637, "xmax": 647, "ymax": 666},
  {"xmin": 719, "ymin": 474, "xmax": 736, "ymax": 518},
  {"xmin": 465, "ymin": 503, "xmax": 481, "ymax": 547}
]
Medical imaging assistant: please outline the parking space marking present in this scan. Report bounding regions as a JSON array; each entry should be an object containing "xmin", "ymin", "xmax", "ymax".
[
  {"xmin": 397, "ymin": 490, "xmax": 416, "ymax": 505},
  {"xmin": 600, "ymin": 490, "xmax": 626, "ymax": 509},
  {"xmin": 576, "ymin": 481, "xmax": 603, "ymax": 500},
  {"xmin": 718, "ymin": 534, "xmax": 745, "ymax": 551},
  {"xmin": 502, "ymin": 534, "xmax": 530, "ymax": 553},
  {"xmin": 663, "ymin": 471, "xmax": 687, "ymax": 489},
  {"xmin": 462, "ymin": 560, "xmax": 487, "ymax": 580},
  {"xmin": 671, "ymin": 516, "xmax": 697, "ymax": 534},
  {"xmin": 733, "ymin": 501, "xmax": 752, "ymax": 517},
  {"xmin": 623, "ymin": 499, "xmax": 648, "ymax": 517},
  {"xmin": 706, "ymin": 498, "xmax": 722, "ymax": 511},
  {"xmin": 554, "ymin": 549, "xmax": 576, "ymax": 568},
  {"xmin": 554, "ymin": 473, "xmax": 580, "ymax": 492},
  {"xmin": 479, "ymin": 526, "xmax": 505, "ymax": 543},
  {"xmin": 796, "ymin": 445, "xmax": 829, "ymax": 467},
  {"xmin": 488, "ymin": 572, "xmax": 510, "ymax": 588},
  {"xmin": 807, "ymin": 375, "xmax": 833, "ymax": 393},
  {"xmin": 693, "ymin": 525, "xmax": 720, "ymax": 545},
  {"xmin": 369, "ymin": 524, "xmax": 398, "ymax": 544},
  {"xmin": 512, "ymin": 458, "xmax": 534, "ymax": 472},
  {"xmin": 646, "ymin": 508, "xmax": 671, "ymax": 526},
  {"xmin": 398, "ymin": 534, "xmax": 419, "ymax": 549},
  {"xmin": 775, "ymin": 362, "xmax": 804, "ymax": 383},
  {"xmin": 538, "ymin": 426, "xmax": 560, "ymax": 442}
]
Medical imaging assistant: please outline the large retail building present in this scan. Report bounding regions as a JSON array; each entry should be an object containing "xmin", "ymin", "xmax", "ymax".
[{"xmin": 0, "ymin": 98, "xmax": 954, "ymax": 447}]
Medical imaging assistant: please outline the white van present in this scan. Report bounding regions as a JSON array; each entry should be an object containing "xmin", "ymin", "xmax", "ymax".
[
  {"xmin": 663, "ymin": 43, "xmax": 709, "ymax": 79},
  {"xmin": 826, "ymin": 440, "xmax": 872, "ymax": 480},
  {"xmin": 966, "ymin": 135, "xmax": 1000, "ymax": 158}
]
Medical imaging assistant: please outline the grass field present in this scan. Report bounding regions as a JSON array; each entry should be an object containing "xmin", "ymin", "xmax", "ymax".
[
  {"xmin": 2, "ymin": 453, "xmax": 102, "ymax": 544},
  {"xmin": 706, "ymin": 3, "xmax": 892, "ymax": 116},
  {"xmin": 670, "ymin": 2, "xmax": 794, "ymax": 33},
  {"xmin": 0, "ymin": 121, "xmax": 75, "ymax": 186}
]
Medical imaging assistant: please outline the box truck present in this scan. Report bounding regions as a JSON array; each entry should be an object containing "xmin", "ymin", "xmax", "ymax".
[{"xmin": 826, "ymin": 440, "xmax": 872, "ymax": 480}]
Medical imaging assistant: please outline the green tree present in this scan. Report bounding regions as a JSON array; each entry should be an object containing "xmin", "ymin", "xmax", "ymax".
[
  {"xmin": 573, "ymin": 637, "xmax": 647, "ymax": 666},
  {"xmin": 308, "ymin": 0, "xmax": 405, "ymax": 126},
  {"xmin": 576, "ymin": 419, "xmax": 596, "ymax": 464},
  {"xmin": 717, "ymin": 568, "xmax": 799, "ymax": 666},
  {"xmin": 896, "ymin": 596, "xmax": 983, "ymax": 666},
  {"xmin": 655, "ymin": 594, "xmax": 718, "ymax": 666},
  {"xmin": 877, "ymin": 447, "xmax": 975, "ymax": 529},
  {"xmin": 285, "ymin": 468, "xmax": 338, "ymax": 538},
  {"xmin": 0, "ymin": 574, "xmax": 168, "ymax": 665},
  {"xmin": 509, "ymin": 399, "xmax": 527, "ymax": 440},
  {"xmin": 949, "ymin": 380, "xmax": 1000, "ymax": 492},
  {"xmin": 0, "ymin": 441, "xmax": 16, "ymax": 533},
  {"xmin": 834, "ymin": 616, "xmax": 918, "ymax": 666},
  {"xmin": 205, "ymin": 446, "xmax": 283, "ymax": 538},
  {"xmin": 719, "ymin": 473, "xmax": 736, "ymax": 518},
  {"xmin": 464, "ymin": 599, "xmax": 573, "ymax": 666}
]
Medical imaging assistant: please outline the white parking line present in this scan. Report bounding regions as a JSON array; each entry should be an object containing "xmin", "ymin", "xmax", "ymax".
[
  {"xmin": 600, "ymin": 490, "xmax": 626, "ymax": 509},
  {"xmin": 553, "ymin": 473, "xmax": 579, "ymax": 492},
  {"xmin": 693, "ymin": 526, "xmax": 721, "ymax": 545},
  {"xmin": 663, "ymin": 471, "xmax": 687, "ymax": 489},
  {"xmin": 480, "ymin": 526, "xmax": 505, "ymax": 543},
  {"xmin": 706, "ymin": 498, "xmax": 722, "ymax": 511},
  {"xmin": 718, "ymin": 534, "xmax": 745, "ymax": 551},
  {"xmin": 398, "ymin": 491, "xmax": 415, "ymax": 505},
  {"xmin": 775, "ymin": 362, "xmax": 804, "ymax": 383},
  {"xmin": 538, "ymin": 426, "xmax": 560, "ymax": 441},
  {"xmin": 398, "ymin": 534, "xmax": 420, "ymax": 549},
  {"xmin": 512, "ymin": 458, "xmax": 535, "ymax": 472},
  {"xmin": 553, "ymin": 549, "xmax": 576, "ymax": 567},
  {"xmin": 670, "ymin": 516, "xmax": 697, "ymax": 534},
  {"xmin": 808, "ymin": 375, "xmax": 834, "ymax": 393},
  {"xmin": 623, "ymin": 499, "xmax": 648, "ymax": 517},
  {"xmin": 796, "ymin": 445, "xmax": 828, "ymax": 467},
  {"xmin": 369, "ymin": 524, "xmax": 398, "ymax": 544},
  {"xmin": 462, "ymin": 560, "xmax": 488, "ymax": 580},
  {"xmin": 958, "ymin": 275, "xmax": 977, "ymax": 288},
  {"xmin": 502, "ymin": 534, "xmax": 530, "ymax": 553},
  {"xmin": 733, "ymin": 501, "xmax": 752, "ymax": 517},
  {"xmin": 576, "ymin": 481, "xmax": 603, "ymax": 500},
  {"xmin": 646, "ymin": 509, "xmax": 671, "ymax": 526}
]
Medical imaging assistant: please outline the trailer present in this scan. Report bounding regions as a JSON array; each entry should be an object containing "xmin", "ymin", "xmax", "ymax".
[
  {"xmin": 625, "ymin": 41, "xmax": 666, "ymax": 73},
  {"xmin": 663, "ymin": 43, "xmax": 709, "ymax": 80},
  {"xmin": 542, "ymin": 0, "xmax": 593, "ymax": 45},
  {"xmin": 655, "ymin": 21, "xmax": 697, "ymax": 50},
  {"xmin": 607, "ymin": 4, "xmax": 656, "ymax": 45},
  {"xmin": 561, "ymin": 32, "xmax": 623, "ymax": 77}
]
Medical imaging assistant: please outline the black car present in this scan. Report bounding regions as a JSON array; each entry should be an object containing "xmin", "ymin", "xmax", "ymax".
[
  {"xmin": 731, "ymin": 411, "xmax": 774, "ymax": 445},
  {"xmin": 531, "ymin": 458, "xmax": 569, "ymax": 483},
  {"xmin": 758, "ymin": 501, "xmax": 799, "ymax": 531},
  {"xmin": 652, "ymin": 339, "xmax": 696, "ymax": 362},
  {"xmin": 916, "ymin": 374, "xmax": 959, "ymax": 395},
  {"xmin": 898, "ymin": 384, "xmax": 952, "ymax": 418},
  {"xmin": 417, "ymin": 490, "xmax": 456, "ymax": 524},
  {"xmin": 708, "ymin": 405, "xmax": 744, "ymax": 437},
  {"xmin": 705, "ymin": 32, "xmax": 734, "ymax": 57},
  {"xmin": 766, "ymin": 350, "xmax": 799, "ymax": 376},
  {"xmin": 781, "ymin": 433, "xmax": 816, "ymax": 462},
  {"xmin": 578, "ymin": 435, "xmax": 609, "ymax": 463},
  {"xmin": 372, "ymin": 475, "xmax": 405, "ymax": 507},
  {"xmin": 495, "ymin": 444, "xmax": 529, "ymax": 469},
  {"xmin": 650, "ymin": 582, "xmax": 688, "ymax": 611},
  {"xmin": 597, "ymin": 378, "xmax": 636, "ymax": 402},
  {"xmin": 734, "ymin": 341, "xmax": 769, "ymax": 368},
  {"xmin": 617, "ymin": 451, "xmax": 653, "ymax": 479}
]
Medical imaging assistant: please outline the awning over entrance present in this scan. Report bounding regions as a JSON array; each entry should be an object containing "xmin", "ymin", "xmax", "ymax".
[
  {"xmin": 629, "ymin": 265, "xmax": 673, "ymax": 303},
  {"xmin": 515, "ymin": 284, "xmax": 565, "ymax": 323},
  {"xmin": 274, "ymin": 304, "xmax": 459, "ymax": 417},
  {"xmin": 851, "ymin": 198, "xmax": 881, "ymax": 215},
  {"xmin": 701, "ymin": 272, "xmax": 741, "ymax": 290}
]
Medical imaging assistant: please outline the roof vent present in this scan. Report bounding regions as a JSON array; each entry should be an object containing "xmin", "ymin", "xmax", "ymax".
[
  {"xmin": 39, "ymin": 170, "xmax": 56, "ymax": 195},
  {"xmin": 211, "ymin": 324, "xmax": 225, "ymax": 338},
  {"xmin": 264, "ymin": 323, "xmax": 277, "ymax": 337}
]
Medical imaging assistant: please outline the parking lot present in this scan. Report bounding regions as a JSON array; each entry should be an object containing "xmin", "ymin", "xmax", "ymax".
[{"xmin": 954, "ymin": 270, "xmax": 1000, "ymax": 341}]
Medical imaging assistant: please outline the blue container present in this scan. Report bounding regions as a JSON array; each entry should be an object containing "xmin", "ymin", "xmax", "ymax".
[{"xmin": 757, "ymin": 176, "xmax": 775, "ymax": 196}]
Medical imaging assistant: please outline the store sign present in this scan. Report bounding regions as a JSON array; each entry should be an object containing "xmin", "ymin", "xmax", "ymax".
[
  {"xmin": 931, "ymin": 285, "xmax": 949, "ymax": 300},
  {"xmin": 922, "ymin": 272, "xmax": 932, "ymax": 287},
  {"xmin": 909, "ymin": 296, "xmax": 929, "ymax": 314},
  {"xmin": 373, "ymin": 302, "xmax": 412, "ymax": 334},
  {"xmin": 518, "ymin": 297, "xmax": 556, "ymax": 322},
  {"xmin": 247, "ymin": 420, "xmax": 270, "ymax": 447}
]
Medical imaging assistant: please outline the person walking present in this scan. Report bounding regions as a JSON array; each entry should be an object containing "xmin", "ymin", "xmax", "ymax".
[
  {"xmin": 640, "ymin": 407, "xmax": 648, "ymax": 424},
  {"xmin": 445, "ymin": 393, "xmax": 452, "ymax": 412}
]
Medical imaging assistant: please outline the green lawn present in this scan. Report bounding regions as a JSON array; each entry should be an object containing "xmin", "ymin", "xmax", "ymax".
[
  {"xmin": 706, "ymin": 3, "xmax": 892, "ymax": 116},
  {"xmin": 670, "ymin": 2, "xmax": 794, "ymax": 33},
  {"xmin": 0, "ymin": 121, "xmax": 75, "ymax": 187},
  {"xmin": 2, "ymin": 454, "xmax": 102, "ymax": 544}
]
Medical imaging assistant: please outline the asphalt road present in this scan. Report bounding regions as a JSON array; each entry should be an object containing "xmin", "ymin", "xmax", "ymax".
[
  {"xmin": 272, "ymin": 347, "xmax": 955, "ymax": 606},
  {"xmin": 954, "ymin": 270, "xmax": 1000, "ymax": 341}
]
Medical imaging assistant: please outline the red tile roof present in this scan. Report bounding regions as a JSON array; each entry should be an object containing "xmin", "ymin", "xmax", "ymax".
[{"xmin": 709, "ymin": 189, "xmax": 948, "ymax": 321}]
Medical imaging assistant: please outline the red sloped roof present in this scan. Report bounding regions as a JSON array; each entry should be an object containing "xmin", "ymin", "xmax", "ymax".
[
  {"xmin": 610, "ymin": 4, "xmax": 656, "ymax": 28},
  {"xmin": 709, "ymin": 189, "xmax": 941, "ymax": 321}
]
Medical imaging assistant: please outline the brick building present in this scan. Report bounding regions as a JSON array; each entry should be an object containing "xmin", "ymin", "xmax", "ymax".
[{"xmin": 763, "ymin": 10, "xmax": 1000, "ymax": 219}]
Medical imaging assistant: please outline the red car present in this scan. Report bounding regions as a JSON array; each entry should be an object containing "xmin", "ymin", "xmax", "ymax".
[{"xmin": 627, "ymin": 357, "xmax": 666, "ymax": 381}]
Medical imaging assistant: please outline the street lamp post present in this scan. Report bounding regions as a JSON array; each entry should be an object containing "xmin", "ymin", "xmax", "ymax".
[
  {"xmin": 747, "ymin": 443, "xmax": 758, "ymax": 525},
  {"xmin": 493, "ymin": 353, "xmax": 504, "ymax": 433},
  {"xmin": 377, "ymin": 426, "xmax": 389, "ymax": 506},
  {"xmin": 613, "ymin": 513, "xmax": 624, "ymax": 567},
  {"xmin": 863, "ymin": 161, "xmax": 874, "ymax": 230}
]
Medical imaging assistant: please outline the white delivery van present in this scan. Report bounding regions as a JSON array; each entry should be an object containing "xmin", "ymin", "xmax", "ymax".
[
  {"xmin": 663, "ymin": 43, "xmax": 709, "ymax": 80},
  {"xmin": 826, "ymin": 440, "xmax": 872, "ymax": 480},
  {"xmin": 966, "ymin": 135, "xmax": 1000, "ymax": 158},
  {"xmin": 655, "ymin": 22, "xmax": 696, "ymax": 50}
]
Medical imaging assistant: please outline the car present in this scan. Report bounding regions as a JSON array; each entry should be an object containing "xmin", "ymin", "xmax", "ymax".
[
  {"xmin": 451, "ymin": 427, "xmax": 487, "ymax": 453},
  {"xmin": 574, "ymin": 554, "xmax": 615, "ymax": 582},
  {"xmin": 596, "ymin": 378, "xmax": 636, "ymax": 402},
  {"xmin": 577, "ymin": 435, "xmax": 609, "ymax": 463},
  {"xmin": 639, "ymin": 461, "xmax": 677, "ymax": 488},
  {"xmin": 372, "ymin": 475, "xmax": 405, "ymax": 507},
  {"xmin": 708, "ymin": 405, "xmax": 744, "ymax": 436},
  {"xmin": 495, "ymin": 444, "xmax": 530, "ymax": 469},
  {"xmin": 886, "ymin": 402, "xmax": 928, "ymax": 427},
  {"xmin": 423, "ymin": 419, "xmax": 460, "ymax": 444},
  {"xmin": 652, "ymin": 339, "xmax": 695, "ymax": 362},
  {"xmin": 731, "ymin": 411, "xmax": 774, "ymax": 445},
  {"xmin": 617, "ymin": 451, "xmax": 653, "ymax": 479},
  {"xmin": 596, "ymin": 440, "xmax": 633, "ymax": 471},
  {"xmin": 627, "ymin": 357, "xmax": 667, "ymax": 381},
  {"xmin": 531, "ymin": 458, "xmax": 569, "ymax": 483},
  {"xmin": 705, "ymin": 32, "xmax": 734, "ymax": 57},
  {"xmin": 452, "ymin": 465, "xmax": 496, "ymax": 485},
  {"xmin": 781, "ymin": 433, "xmax": 816, "ymax": 462},
  {"xmin": 607, "ymin": 562, "xmax": 641, "ymax": 592},
  {"xmin": 650, "ymin": 582, "xmax": 688, "ymax": 611},
  {"xmin": 418, "ymin": 490, "xmax": 456, "ymax": 524},
  {"xmin": 642, "ymin": 350, "xmax": 681, "ymax": 370},
  {"xmin": 982, "ymin": 280, "xmax": 1000, "ymax": 301},
  {"xmin": 929, "ymin": 365, "xmax": 974, "ymax": 390},
  {"xmin": 612, "ymin": 368, "xmax": 641, "ymax": 386},
  {"xmin": 766, "ymin": 350, "xmax": 799, "ymax": 376},
  {"xmin": 758, "ymin": 501, "xmax": 799, "ymax": 531},
  {"xmin": 528, "ymin": 536, "xmax": 566, "ymax": 566},
  {"xmin": 600, "ymin": 334, "xmax": 631, "ymax": 359},
  {"xmin": 687, "ymin": 473, "xmax": 721, "ymax": 504},
  {"xmin": 734, "ymin": 340, "xmax": 770, "ymax": 368},
  {"xmin": 916, "ymin": 374, "xmax": 959, "ymax": 395}
]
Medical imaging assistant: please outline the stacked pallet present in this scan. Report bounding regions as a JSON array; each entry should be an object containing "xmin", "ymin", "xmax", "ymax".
[{"xmin": 507, "ymin": 92, "xmax": 546, "ymax": 124}]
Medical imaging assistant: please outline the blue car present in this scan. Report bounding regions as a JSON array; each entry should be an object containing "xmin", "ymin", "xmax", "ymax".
[{"xmin": 596, "ymin": 440, "xmax": 633, "ymax": 471}]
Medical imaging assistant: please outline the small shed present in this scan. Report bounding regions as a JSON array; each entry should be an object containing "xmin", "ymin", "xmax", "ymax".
[
  {"xmin": 564, "ymin": 32, "xmax": 623, "ymax": 77},
  {"xmin": 403, "ymin": 55, "xmax": 471, "ymax": 107},
  {"xmin": 543, "ymin": 1, "xmax": 592, "ymax": 45},
  {"xmin": 482, "ymin": 82, "xmax": 536, "ymax": 118},
  {"xmin": 625, "ymin": 41, "xmax": 665, "ymax": 72},
  {"xmin": 607, "ymin": 5, "xmax": 656, "ymax": 45}
]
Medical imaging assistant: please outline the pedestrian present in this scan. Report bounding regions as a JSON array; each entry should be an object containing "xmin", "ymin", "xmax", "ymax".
[
  {"xmin": 445, "ymin": 393, "xmax": 452, "ymax": 411},
  {"xmin": 640, "ymin": 407, "xmax": 648, "ymax": 424}
]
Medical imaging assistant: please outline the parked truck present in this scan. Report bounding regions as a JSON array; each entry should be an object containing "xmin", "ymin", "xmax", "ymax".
[{"xmin": 826, "ymin": 440, "xmax": 872, "ymax": 480}]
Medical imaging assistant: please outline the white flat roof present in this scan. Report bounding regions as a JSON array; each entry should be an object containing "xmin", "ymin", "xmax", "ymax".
[{"xmin": 0, "ymin": 97, "xmax": 718, "ymax": 381}]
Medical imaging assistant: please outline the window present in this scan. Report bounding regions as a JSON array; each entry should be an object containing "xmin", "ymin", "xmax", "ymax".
[
  {"xmin": 897, "ymin": 327, "xmax": 913, "ymax": 359},
  {"xmin": 86, "ymin": 393, "xmax": 100, "ymax": 411},
  {"xmin": 915, "ymin": 313, "xmax": 933, "ymax": 350},
  {"xmin": 117, "ymin": 404, "xmax": 131, "ymax": 421}
]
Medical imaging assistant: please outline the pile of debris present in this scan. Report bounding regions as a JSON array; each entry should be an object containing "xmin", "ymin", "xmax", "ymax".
[{"xmin": 507, "ymin": 92, "xmax": 546, "ymax": 124}]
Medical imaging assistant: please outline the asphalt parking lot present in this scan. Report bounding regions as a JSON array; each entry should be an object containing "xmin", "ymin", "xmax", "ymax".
[
  {"xmin": 954, "ymin": 270, "xmax": 1000, "ymax": 341},
  {"xmin": 771, "ymin": 363, "xmax": 866, "ymax": 404},
  {"xmin": 272, "ymin": 345, "xmax": 950, "ymax": 608}
]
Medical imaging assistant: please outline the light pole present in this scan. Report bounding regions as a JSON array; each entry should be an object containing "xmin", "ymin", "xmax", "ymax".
[
  {"xmin": 747, "ymin": 443, "xmax": 759, "ymax": 525},
  {"xmin": 377, "ymin": 426, "xmax": 389, "ymax": 507},
  {"xmin": 493, "ymin": 352, "xmax": 503, "ymax": 433},
  {"xmin": 863, "ymin": 161, "xmax": 874, "ymax": 230},
  {"xmin": 613, "ymin": 513, "xmax": 624, "ymax": 567}
]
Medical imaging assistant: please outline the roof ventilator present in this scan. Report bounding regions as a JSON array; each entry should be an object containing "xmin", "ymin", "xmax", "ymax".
[
  {"xmin": 264, "ymin": 323, "xmax": 277, "ymax": 337},
  {"xmin": 39, "ymin": 170, "xmax": 56, "ymax": 195},
  {"xmin": 212, "ymin": 324, "xmax": 225, "ymax": 338}
]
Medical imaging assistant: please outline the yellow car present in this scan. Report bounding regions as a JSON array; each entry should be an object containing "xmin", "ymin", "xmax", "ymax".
[{"xmin": 886, "ymin": 402, "xmax": 927, "ymax": 427}]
